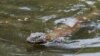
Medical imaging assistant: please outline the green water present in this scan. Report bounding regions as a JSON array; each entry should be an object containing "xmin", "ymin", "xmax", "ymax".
[{"xmin": 0, "ymin": 0, "xmax": 100, "ymax": 56}]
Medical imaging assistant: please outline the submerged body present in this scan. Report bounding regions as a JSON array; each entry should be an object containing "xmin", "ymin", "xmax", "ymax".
[
  {"xmin": 46, "ymin": 17, "xmax": 80, "ymax": 41},
  {"xmin": 26, "ymin": 17, "xmax": 80, "ymax": 44},
  {"xmin": 26, "ymin": 5, "xmax": 99, "ymax": 44}
]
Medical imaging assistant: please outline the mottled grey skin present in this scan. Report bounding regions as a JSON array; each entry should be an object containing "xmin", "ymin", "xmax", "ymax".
[
  {"xmin": 26, "ymin": 17, "xmax": 78, "ymax": 44},
  {"xmin": 26, "ymin": 32, "xmax": 66, "ymax": 44},
  {"xmin": 26, "ymin": 12, "xmax": 100, "ymax": 44},
  {"xmin": 26, "ymin": 32, "xmax": 46, "ymax": 44}
]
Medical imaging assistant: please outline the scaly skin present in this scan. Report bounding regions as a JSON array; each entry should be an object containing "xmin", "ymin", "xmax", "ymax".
[
  {"xmin": 46, "ymin": 21, "xmax": 80, "ymax": 41},
  {"xmin": 45, "ymin": 6, "xmax": 99, "ymax": 42},
  {"xmin": 26, "ymin": 5, "xmax": 99, "ymax": 44}
]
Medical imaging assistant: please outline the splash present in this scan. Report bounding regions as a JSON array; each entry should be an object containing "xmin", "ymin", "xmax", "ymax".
[{"xmin": 54, "ymin": 17, "xmax": 78, "ymax": 27}]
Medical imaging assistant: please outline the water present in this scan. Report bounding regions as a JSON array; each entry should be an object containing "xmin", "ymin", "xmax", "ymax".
[{"xmin": 0, "ymin": 0, "xmax": 100, "ymax": 56}]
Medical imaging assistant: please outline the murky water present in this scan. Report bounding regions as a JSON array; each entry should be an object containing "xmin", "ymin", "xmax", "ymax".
[{"xmin": 0, "ymin": 0, "xmax": 100, "ymax": 56}]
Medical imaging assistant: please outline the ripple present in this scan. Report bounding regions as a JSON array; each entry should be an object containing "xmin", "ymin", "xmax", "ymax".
[{"xmin": 44, "ymin": 37, "xmax": 100, "ymax": 49}]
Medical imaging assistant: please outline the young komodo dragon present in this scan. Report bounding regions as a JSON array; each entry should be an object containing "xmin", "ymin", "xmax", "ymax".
[{"xmin": 26, "ymin": 5, "xmax": 99, "ymax": 44}]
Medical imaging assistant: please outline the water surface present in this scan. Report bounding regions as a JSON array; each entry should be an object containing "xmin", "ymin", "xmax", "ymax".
[{"xmin": 0, "ymin": 0, "xmax": 100, "ymax": 56}]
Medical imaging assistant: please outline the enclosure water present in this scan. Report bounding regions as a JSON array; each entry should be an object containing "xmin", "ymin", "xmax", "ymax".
[{"xmin": 0, "ymin": 0, "xmax": 100, "ymax": 56}]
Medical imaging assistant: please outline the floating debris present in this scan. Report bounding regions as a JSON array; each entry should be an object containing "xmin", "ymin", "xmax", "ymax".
[
  {"xmin": 17, "ymin": 19, "xmax": 23, "ymax": 22},
  {"xmin": 0, "ymin": 20, "xmax": 9, "ymax": 24},
  {"xmin": 5, "ymin": 21, "xmax": 9, "ymax": 24},
  {"xmin": 24, "ymin": 17, "xmax": 29, "ymax": 21},
  {"xmin": 88, "ymin": 30, "xmax": 93, "ymax": 34},
  {"xmin": 57, "ymin": 9, "xmax": 62, "ymax": 13},
  {"xmin": 63, "ymin": 10, "xmax": 70, "ymax": 13},
  {"xmin": 17, "ymin": 17, "xmax": 29, "ymax": 22},
  {"xmin": 18, "ymin": 7, "xmax": 31, "ymax": 11}
]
